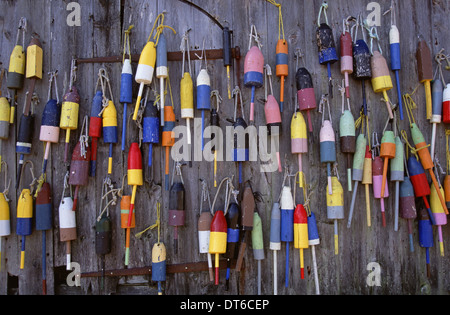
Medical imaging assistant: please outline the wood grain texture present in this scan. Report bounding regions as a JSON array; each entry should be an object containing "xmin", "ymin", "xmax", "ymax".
[{"xmin": 0, "ymin": 0, "xmax": 448, "ymax": 295}]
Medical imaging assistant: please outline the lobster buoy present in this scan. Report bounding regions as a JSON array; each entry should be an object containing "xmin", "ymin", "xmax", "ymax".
[
  {"xmin": 209, "ymin": 210, "xmax": 227, "ymax": 285},
  {"xmin": 391, "ymin": 136, "xmax": 405, "ymax": 231},
  {"xmin": 252, "ymin": 212, "xmax": 265, "ymax": 295},
  {"xmin": 0, "ymin": 190, "xmax": 10, "ymax": 270},
  {"xmin": 60, "ymin": 86, "xmax": 80, "ymax": 162},
  {"xmin": 373, "ymin": 156, "xmax": 389, "ymax": 227},
  {"xmin": 371, "ymin": 51, "xmax": 394, "ymax": 119},
  {"xmin": 225, "ymin": 202, "xmax": 239, "ymax": 288},
  {"xmin": 296, "ymin": 68, "xmax": 317, "ymax": 132},
  {"xmin": 380, "ymin": 131, "xmax": 396, "ymax": 199},
  {"xmin": 308, "ymin": 212, "xmax": 320, "ymax": 295},
  {"xmin": 120, "ymin": 58, "xmax": 133, "ymax": 150},
  {"xmin": 15, "ymin": 113, "xmax": 34, "ymax": 189},
  {"xmin": 269, "ymin": 202, "xmax": 280, "ymax": 295},
  {"xmin": 280, "ymin": 186, "xmax": 294, "ymax": 288},
  {"xmin": 169, "ymin": 180, "xmax": 185, "ymax": 255},
  {"xmin": 430, "ymin": 79, "xmax": 443, "ymax": 159},
  {"xmin": 156, "ymin": 33, "xmax": 168, "ymax": 126},
  {"xmin": 430, "ymin": 184, "xmax": 447, "ymax": 256},
  {"xmin": 127, "ymin": 143, "xmax": 143, "ymax": 227},
  {"xmin": 36, "ymin": 182, "xmax": 52, "ymax": 294},
  {"xmin": 120, "ymin": 195, "xmax": 135, "ymax": 266},
  {"xmin": 163, "ymin": 105, "xmax": 176, "ymax": 190},
  {"xmin": 419, "ymin": 207, "xmax": 433, "ymax": 278},
  {"xmin": 69, "ymin": 141, "xmax": 90, "ymax": 211},
  {"xmin": 89, "ymin": 91, "xmax": 103, "ymax": 177},
  {"xmin": 352, "ymin": 38, "xmax": 372, "ymax": 115},
  {"xmin": 340, "ymin": 29, "xmax": 353, "ymax": 99},
  {"xmin": 294, "ymin": 204, "xmax": 308, "ymax": 279},
  {"xmin": 327, "ymin": 177, "xmax": 344, "ymax": 255},
  {"xmin": 276, "ymin": 40, "xmax": 288, "ymax": 112},
  {"xmin": 197, "ymin": 68, "xmax": 211, "ymax": 150},
  {"xmin": 143, "ymin": 100, "xmax": 160, "ymax": 167},
  {"xmin": 40, "ymin": 98, "xmax": 61, "ymax": 174},
  {"xmin": 316, "ymin": 22, "xmax": 338, "ymax": 98},
  {"xmin": 102, "ymin": 100, "xmax": 118, "ymax": 175},
  {"xmin": 17, "ymin": 188, "xmax": 33, "ymax": 269},
  {"xmin": 443, "ymin": 84, "xmax": 450, "ymax": 124},
  {"xmin": 152, "ymin": 242, "xmax": 167, "ymax": 295},
  {"xmin": 244, "ymin": 46, "xmax": 264, "ymax": 122},
  {"xmin": 59, "ymin": 196, "xmax": 76, "ymax": 270},
  {"xmin": 320, "ymin": 120, "xmax": 336, "ymax": 195},
  {"xmin": 362, "ymin": 146, "xmax": 373, "ymax": 226},
  {"xmin": 399, "ymin": 177, "xmax": 417, "ymax": 252},
  {"xmin": 0, "ymin": 97, "xmax": 10, "ymax": 169},
  {"xmin": 133, "ymin": 41, "xmax": 156, "ymax": 121},
  {"xmin": 416, "ymin": 40, "xmax": 433, "ymax": 120},
  {"xmin": 265, "ymin": 94, "xmax": 282, "ymax": 172},
  {"xmin": 389, "ymin": 24, "xmax": 403, "ymax": 120},
  {"xmin": 291, "ymin": 111, "xmax": 308, "ymax": 188},
  {"xmin": 339, "ymin": 109, "xmax": 356, "ymax": 192},
  {"xmin": 181, "ymin": 71, "xmax": 194, "ymax": 146}
]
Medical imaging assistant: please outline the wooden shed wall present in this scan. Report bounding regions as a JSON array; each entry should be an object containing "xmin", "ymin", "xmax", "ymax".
[{"xmin": 0, "ymin": 0, "xmax": 449, "ymax": 295}]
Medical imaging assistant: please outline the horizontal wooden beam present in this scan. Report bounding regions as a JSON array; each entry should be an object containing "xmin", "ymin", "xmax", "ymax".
[{"xmin": 76, "ymin": 47, "xmax": 241, "ymax": 64}]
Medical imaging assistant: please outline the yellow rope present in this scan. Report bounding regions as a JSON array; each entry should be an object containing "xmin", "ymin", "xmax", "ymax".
[
  {"xmin": 148, "ymin": 12, "xmax": 176, "ymax": 46},
  {"xmin": 266, "ymin": 0, "xmax": 285, "ymax": 41},
  {"xmin": 402, "ymin": 85, "xmax": 420, "ymax": 126},
  {"xmin": 401, "ymin": 129, "xmax": 418, "ymax": 160},
  {"xmin": 135, "ymin": 201, "xmax": 161, "ymax": 241}
]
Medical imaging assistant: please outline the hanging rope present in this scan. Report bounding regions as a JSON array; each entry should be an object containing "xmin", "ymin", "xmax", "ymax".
[
  {"xmin": 248, "ymin": 25, "xmax": 262, "ymax": 51},
  {"xmin": 232, "ymin": 86, "xmax": 245, "ymax": 121},
  {"xmin": 266, "ymin": 0, "xmax": 285, "ymax": 42},
  {"xmin": 1, "ymin": 162, "xmax": 10, "ymax": 203},
  {"xmin": 317, "ymin": 1, "xmax": 329, "ymax": 27},
  {"xmin": 181, "ymin": 29, "xmax": 192, "ymax": 76},
  {"xmin": 122, "ymin": 25, "xmax": 134, "ymax": 63},
  {"xmin": 135, "ymin": 201, "xmax": 161, "ymax": 242},
  {"xmin": 199, "ymin": 179, "xmax": 213, "ymax": 216},
  {"xmin": 318, "ymin": 94, "xmax": 332, "ymax": 124},
  {"xmin": 148, "ymin": 11, "xmax": 176, "ymax": 45},
  {"xmin": 79, "ymin": 115, "xmax": 90, "ymax": 159}
]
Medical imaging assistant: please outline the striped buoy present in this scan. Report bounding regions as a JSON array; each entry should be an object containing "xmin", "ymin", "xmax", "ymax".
[
  {"xmin": 59, "ymin": 196, "xmax": 76, "ymax": 270},
  {"xmin": 399, "ymin": 177, "xmax": 416, "ymax": 252},
  {"xmin": 326, "ymin": 177, "xmax": 344, "ymax": 255},
  {"xmin": 209, "ymin": 210, "xmax": 227, "ymax": 285},
  {"xmin": 316, "ymin": 22, "xmax": 338, "ymax": 98},
  {"xmin": 156, "ymin": 33, "xmax": 168, "ymax": 126},
  {"xmin": 389, "ymin": 23, "xmax": 404, "ymax": 120},
  {"xmin": 36, "ymin": 182, "xmax": 52, "ymax": 294},
  {"xmin": 347, "ymin": 134, "xmax": 367, "ymax": 228},
  {"xmin": 391, "ymin": 136, "xmax": 404, "ymax": 231},
  {"xmin": 362, "ymin": 146, "xmax": 373, "ymax": 226},
  {"xmin": 199, "ymin": 208, "xmax": 213, "ymax": 282},
  {"xmin": 380, "ymin": 131, "xmax": 396, "ymax": 199},
  {"xmin": 269, "ymin": 202, "xmax": 280, "ymax": 295},
  {"xmin": 127, "ymin": 143, "xmax": 143, "ymax": 228},
  {"xmin": 294, "ymin": 204, "xmax": 308, "ymax": 279},
  {"xmin": 40, "ymin": 97, "xmax": 61, "ymax": 174},
  {"xmin": 416, "ymin": 40, "xmax": 433, "ymax": 120},
  {"xmin": 133, "ymin": 41, "xmax": 156, "ymax": 121},
  {"xmin": 443, "ymin": 84, "xmax": 450, "ymax": 123},
  {"xmin": 419, "ymin": 207, "xmax": 433, "ymax": 278},
  {"xmin": 225, "ymin": 202, "xmax": 239, "ymax": 288},
  {"xmin": 197, "ymin": 68, "xmax": 211, "ymax": 150},
  {"xmin": 291, "ymin": 111, "xmax": 307, "ymax": 188},
  {"xmin": 430, "ymin": 184, "xmax": 447, "ymax": 256},
  {"xmin": 69, "ymin": 141, "xmax": 90, "ymax": 211},
  {"xmin": 244, "ymin": 45, "xmax": 264, "ymax": 122},
  {"xmin": 180, "ymin": 71, "xmax": 194, "ymax": 145},
  {"xmin": 320, "ymin": 120, "xmax": 336, "ymax": 195},
  {"xmin": 60, "ymin": 86, "xmax": 80, "ymax": 162},
  {"xmin": 280, "ymin": 186, "xmax": 294, "ymax": 288},
  {"xmin": 352, "ymin": 37, "xmax": 372, "ymax": 115},
  {"xmin": 308, "ymin": 212, "xmax": 320, "ymax": 295},
  {"xmin": 407, "ymin": 155, "xmax": 435, "ymax": 226},
  {"xmin": 120, "ymin": 195, "xmax": 135, "ymax": 266},
  {"xmin": 143, "ymin": 101, "xmax": 160, "ymax": 167},
  {"xmin": 16, "ymin": 112, "xmax": 34, "ymax": 189},
  {"xmin": 276, "ymin": 39, "xmax": 288, "ymax": 112},
  {"xmin": 163, "ymin": 105, "xmax": 175, "ymax": 190},
  {"xmin": 102, "ymin": 100, "xmax": 118, "ymax": 175},
  {"xmin": 152, "ymin": 242, "xmax": 167, "ymax": 295},
  {"xmin": 0, "ymin": 190, "xmax": 10, "ymax": 270},
  {"xmin": 373, "ymin": 156, "xmax": 389, "ymax": 227},
  {"xmin": 169, "ymin": 179, "xmax": 185, "ymax": 255},
  {"xmin": 340, "ymin": 29, "xmax": 353, "ymax": 99},
  {"xmin": 252, "ymin": 212, "xmax": 264, "ymax": 295},
  {"xmin": 0, "ymin": 97, "xmax": 10, "ymax": 169},
  {"xmin": 17, "ymin": 188, "xmax": 33, "ymax": 269},
  {"xmin": 410, "ymin": 123, "xmax": 448, "ymax": 214},
  {"xmin": 339, "ymin": 109, "xmax": 356, "ymax": 192},
  {"xmin": 430, "ymin": 79, "xmax": 443, "ymax": 159},
  {"xmin": 296, "ymin": 67, "xmax": 317, "ymax": 132},
  {"xmin": 223, "ymin": 27, "xmax": 232, "ymax": 99},
  {"xmin": 120, "ymin": 58, "xmax": 133, "ymax": 150},
  {"xmin": 89, "ymin": 91, "xmax": 103, "ymax": 177},
  {"xmin": 371, "ymin": 51, "xmax": 394, "ymax": 119}
]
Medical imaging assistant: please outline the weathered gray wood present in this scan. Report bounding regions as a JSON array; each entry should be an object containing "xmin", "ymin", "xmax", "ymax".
[{"xmin": 0, "ymin": 0, "xmax": 449, "ymax": 295}]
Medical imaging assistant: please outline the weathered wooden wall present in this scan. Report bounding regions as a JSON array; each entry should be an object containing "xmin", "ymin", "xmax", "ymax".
[{"xmin": 0, "ymin": 0, "xmax": 449, "ymax": 295}]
